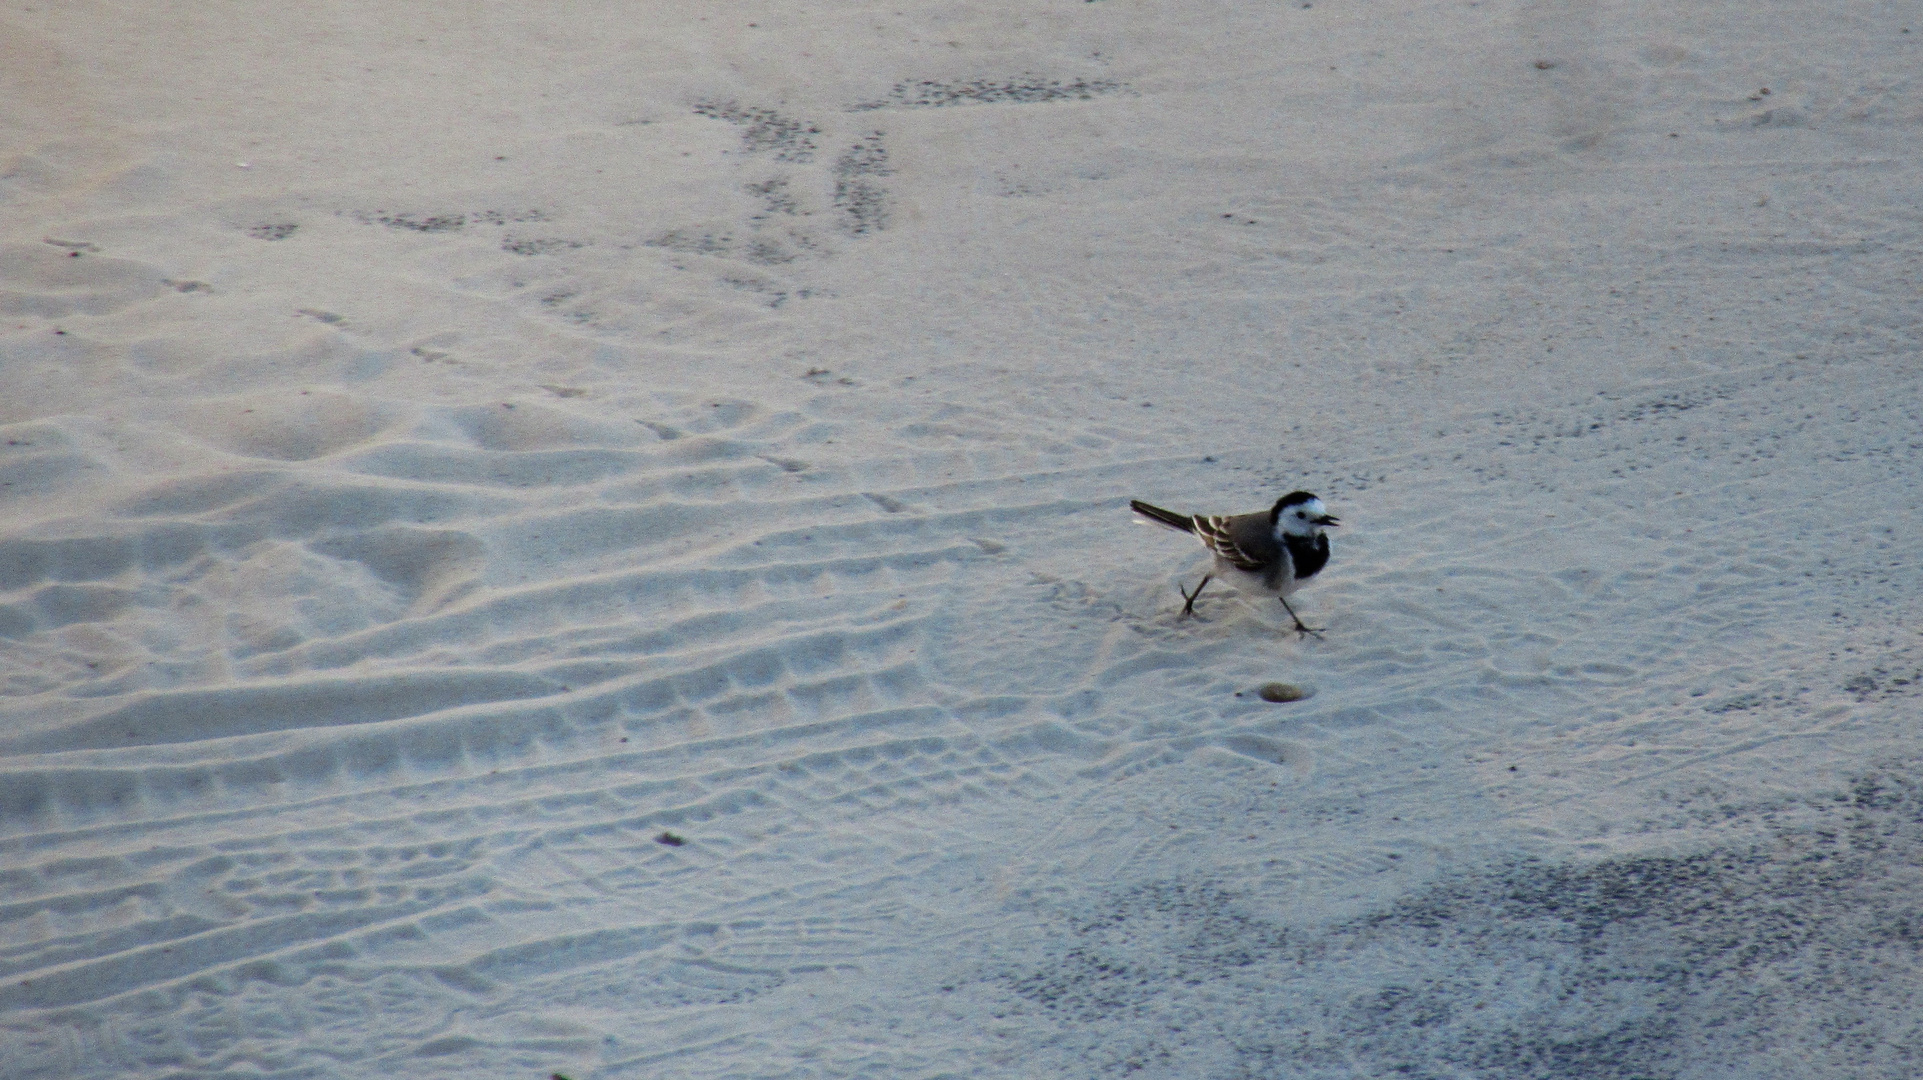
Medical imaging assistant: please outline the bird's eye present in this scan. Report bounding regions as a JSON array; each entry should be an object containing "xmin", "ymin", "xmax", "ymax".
[{"xmin": 1296, "ymin": 511, "xmax": 1307, "ymax": 518}]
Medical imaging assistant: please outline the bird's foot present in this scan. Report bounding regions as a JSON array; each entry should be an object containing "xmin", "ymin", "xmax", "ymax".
[
  {"xmin": 1179, "ymin": 586, "xmax": 1203, "ymax": 618},
  {"xmin": 1177, "ymin": 576, "xmax": 1213, "ymax": 618},
  {"xmin": 1279, "ymin": 597, "xmax": 1323, "ymax": 637}
]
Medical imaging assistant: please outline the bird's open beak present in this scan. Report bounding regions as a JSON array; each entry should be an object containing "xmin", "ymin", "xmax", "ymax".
[{"xmin": 1315, "ymin": 515, "xmax": 1340, "ymax": 526}]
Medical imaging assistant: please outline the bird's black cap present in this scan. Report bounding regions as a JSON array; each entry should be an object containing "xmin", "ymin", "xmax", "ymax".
[{"xmin": 1269, "ymin": 491, "xmax": 1321, "ymax": 521}]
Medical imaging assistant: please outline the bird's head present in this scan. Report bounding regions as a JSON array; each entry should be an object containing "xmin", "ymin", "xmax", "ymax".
[{"xmin": 1271, "ymin": 491, "xmax": 1338, "ymax": 537}]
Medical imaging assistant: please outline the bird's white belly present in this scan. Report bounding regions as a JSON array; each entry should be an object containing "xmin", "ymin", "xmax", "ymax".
[{"xmin": 1209, "ymin": 553, "xmax": 1300, "ymax": 598}]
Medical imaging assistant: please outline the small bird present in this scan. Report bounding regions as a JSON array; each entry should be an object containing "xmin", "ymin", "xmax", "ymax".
[{"xmin": 1130, "ymin": 491, "xmax": 1339, "ymax": 634}]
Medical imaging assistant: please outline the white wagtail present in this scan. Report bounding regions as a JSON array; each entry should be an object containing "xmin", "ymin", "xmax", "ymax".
[{"xmin": 1130, "ymin": 491, "xmax": 1339, "ymax": 634}]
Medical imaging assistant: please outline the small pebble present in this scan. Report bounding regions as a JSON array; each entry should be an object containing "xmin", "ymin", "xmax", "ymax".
[{"xmin": 1258, "ymin": 682, "xmax": 1309, "ymax": 703}]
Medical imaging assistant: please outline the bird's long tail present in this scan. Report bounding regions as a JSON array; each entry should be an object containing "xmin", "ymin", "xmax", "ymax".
[{"xmin": 1130, "ymin": 500, "xmax": 1196, "ymax": 534}]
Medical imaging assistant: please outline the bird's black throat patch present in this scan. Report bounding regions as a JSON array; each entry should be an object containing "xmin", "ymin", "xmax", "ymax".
[{"xmin": 1284, "ymin": 533, "xmax": 1330, "ymax": 580}]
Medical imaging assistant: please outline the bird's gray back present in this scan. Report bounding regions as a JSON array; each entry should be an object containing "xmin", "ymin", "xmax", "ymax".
[
  {"xmin": 1223, "ymin": 513, "xmax": 1279, "ymax": 562},
  {"xmin": 1190, "ymin": 511, "xmax": 1282, "ymax": 576}
]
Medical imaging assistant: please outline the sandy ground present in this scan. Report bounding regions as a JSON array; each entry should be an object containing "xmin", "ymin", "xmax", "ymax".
[{"xmin": 3, "ymin": 1, "xmax": 1922, "ymax": 1077}]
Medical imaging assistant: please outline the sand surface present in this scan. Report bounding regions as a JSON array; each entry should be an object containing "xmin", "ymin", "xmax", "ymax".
[{"xmin": 3, "ymin": 1, "xmax": 1922, "ymax": 1076}]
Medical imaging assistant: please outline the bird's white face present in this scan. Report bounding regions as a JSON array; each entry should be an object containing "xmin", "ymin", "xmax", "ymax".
[{"xmin": 1276, "ymin": 497, "xmax": 1338, "ymax": 538}]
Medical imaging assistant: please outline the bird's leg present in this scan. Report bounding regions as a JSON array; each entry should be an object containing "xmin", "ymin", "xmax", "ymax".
[
  {"xmin": 1279, "ymin": 596, "xmax": 1323, "ymax": 637},
  {"xmin": 1179, "ymin": 575, "xmax": 1213, "ymax": 617}
]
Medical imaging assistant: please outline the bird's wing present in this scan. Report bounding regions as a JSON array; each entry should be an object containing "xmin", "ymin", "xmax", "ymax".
[{"xmin": 1192, "ymin": 513, "xmax": 1277, "ymax": 572}]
